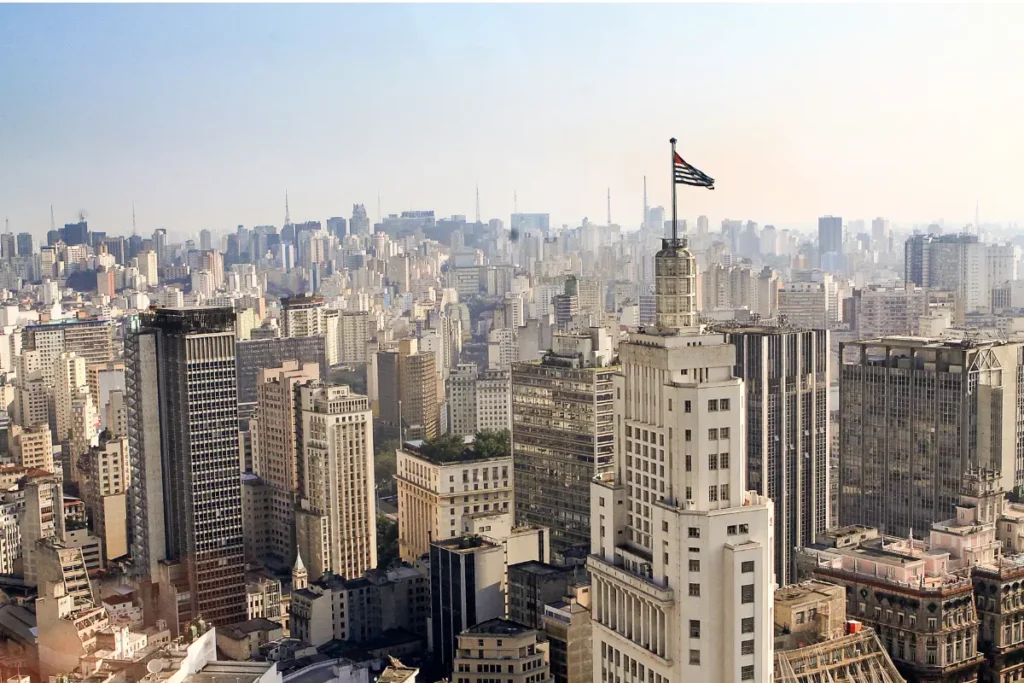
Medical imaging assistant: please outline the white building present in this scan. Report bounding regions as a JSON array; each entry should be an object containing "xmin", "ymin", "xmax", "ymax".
[{"xmin": 589, "ymin": 237, "xmax": 775, "ymax": 683}]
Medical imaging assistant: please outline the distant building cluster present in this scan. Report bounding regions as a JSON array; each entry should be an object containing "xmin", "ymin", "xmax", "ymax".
[{"xmin": 0, "ymin": 196, "xmax": 1022, "ymax": 683}]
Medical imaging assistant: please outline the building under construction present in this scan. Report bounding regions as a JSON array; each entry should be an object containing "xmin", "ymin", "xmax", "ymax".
[{"xmin": 774, "ymin": 580, "xmax": 905, "ymax": 683}]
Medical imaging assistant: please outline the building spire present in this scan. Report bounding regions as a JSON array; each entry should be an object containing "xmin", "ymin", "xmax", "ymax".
[
  {"xmin": 285, "ymin": 190, "xmax": 291, "ymax": 227},
  {"xmin": 607, "ymin": 187, "xmax": 612, "ymax": 226},
  {"xmin": 475, "ymin": 183, "xmax": 481, "ymax": 223},
  {"xmin": 132, "ymin": 201, "xmax": 137, "ymax": 235},
  {"xmin": 50, "ymin": 204, "xmax": 55, "ymax": 233}
]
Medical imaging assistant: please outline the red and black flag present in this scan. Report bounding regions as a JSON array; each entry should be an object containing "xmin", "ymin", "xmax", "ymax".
[{"xmin": 673, "ymin": 152, "xmax": 715, "ymax": 190}]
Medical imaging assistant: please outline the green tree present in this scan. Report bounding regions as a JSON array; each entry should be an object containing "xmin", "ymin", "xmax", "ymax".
[
  {"xmin": 376, "ymin": 516, "xmax": 400, "ymax": 569},
  {"xmin": 374, "ymin": 439, "xmax": 401, "ymax": 495},
  {"xmin": 473, "ymin": 429, "xmax": 511, "ymax": 460},
  {"xmin": 419, "ymin": 433, "xmax": 468, "ymax": 462}
]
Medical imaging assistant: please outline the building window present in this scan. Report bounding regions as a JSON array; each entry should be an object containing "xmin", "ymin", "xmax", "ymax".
[
  {"xmin": 727, "ymin": 525, "xmax": 737, "ymax": 535},
  {"xmin": 741, "ymin": 639, "xmax": 754, "ymax": 655},
  {"xmin": 708, "ymin": 453, "xmax": 718, "ymax": 470},
  {"xmin": 720, "ymin": 398, "xmax": 730, "ymax": 411},
  {"xmin": 689, "ymin": 650, "xmax": 700, "ymax": 665},
  {"xmin": 741, "ymin": 584, "xmax": 755, "ymax": 603},
  {"xmin": 719, "ymin": 452, "xmax": 730, "ymax": 469},
  {"xmin": 720, "ymin": 427, "xmax": 730, "ymax": 439},
  {"xmin": 688, "ymin": 527, "xmax": 700, "ymax": 538},
  {"xmin": 689, "ymin": 559, "xmax": 700, "ymax": 572},
  {"xmin": 741, "ymin": 665, "xmax": 754, "ymax": 680},
  {"xmin": 685, "ymin": 401, "xmax": 692, "ymax": 413},
  {"xmin": 708, "ymin": 486, "xmax": 717, "ymax": 502},
  {"xmin": 689, "ymin": 620, "xmax": 701, "ymax": 638},
  {"xmin": 708, "ymin": 428, "xmax": 718, "ymax": 440},
  {"xmin": 685, "ymin": 429, "xmax": 691, "ymax": 442},
  {"xmin": 689, "ymin": 583, "xmax": 701, "ymax": 597},
  {"xmin": 721, "ymin": 484, "xmax": 730, "ymax": 500},
  {"xmin": 708, "ymin": 399, "xmax": 718, "ymax": 412},
  {"xmin": 739, "ymin": 524, "xmax": 749, "ymax": 534},
  {"xmin": 742, "ymin": 560, "xmax": 754, "ymax": 573},
  {"xmin": 741, "ymin": 617, "xmax": 754, "ymax": 633},
  {"xmin": 686, "ymin": 455, "xmax": 692, "ymax": 471},
  {"xmin": 686, "ymin": 486, "xmax": 692, "ymax": 500},
  {"xmin": 662, "ymin": 521, "xmax": 669, "ymax": 532}
]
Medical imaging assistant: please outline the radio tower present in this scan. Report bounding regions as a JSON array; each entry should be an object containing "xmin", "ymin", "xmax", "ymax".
[
  {"xmin": 514, "ymin": 190, "xmax": 518, "ymax": 214},
  {"xmin": 607, "ymin": 187, "xmax": 612, "ymax": 226},
  {"xmin": 50, "ymin": 204, "xmax": 55, "ymax": 233},
  {"xmin": 284, "ymin": 190, "xmax": 291, "ymax": 227},
  {"xmin": 475, "ymin": 184, "xmax": 481, "ymax": 223},
  {"xmin": 642, "ymin": 175, "xmax": 648, "ymax": 230}
]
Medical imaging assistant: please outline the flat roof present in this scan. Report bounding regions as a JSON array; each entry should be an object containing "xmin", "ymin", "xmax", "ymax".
[{"xmin": 463, "ymin": 618, "xmax": 535, "ymax": 637}]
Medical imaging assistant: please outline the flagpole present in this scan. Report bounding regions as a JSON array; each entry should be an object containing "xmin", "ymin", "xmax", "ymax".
[{"xmin": 669, "ymin": 137, "xmax": 678, "ymax": 243}]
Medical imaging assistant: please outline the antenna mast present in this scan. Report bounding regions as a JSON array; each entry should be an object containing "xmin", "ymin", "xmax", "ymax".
[
  {"xmin": 607, "ymin": 187, "xmax": 611, "ymax": 226},
  {"xmin": 50, "ymin": 205, "xmax": 55, "ymax": 233},
  {"xmin": 284, "ymin": 190, "xmax": 291, "ymax": 226},
  {"xmin": 132, "ymin": 202, "xmax": 137, "ymax": 235},
  {"xmin": 476, "ymin": 184, "xmax": 481, "ymax": 223},
  {"xmin": 643, "ymin": 176, "xmax": 648, "ymax": 230}
]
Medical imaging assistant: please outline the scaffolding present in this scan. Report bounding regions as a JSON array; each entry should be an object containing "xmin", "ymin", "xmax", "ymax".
[{"xmin": 774, "ymin": 628, "xmax": 905, "ymax": 683}]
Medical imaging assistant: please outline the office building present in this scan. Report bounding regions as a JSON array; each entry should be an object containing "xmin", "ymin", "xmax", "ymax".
[
  {"xmin": 511, "ymin": 352, "xmax": 616, "ymax": 554},
  {"xmin": 21, "ymin": 470, "xmax": 66, "ymax": 587},
  {"xmin": 235, "ymin": 335, "xmax": 328, "ymax": 411},
  {"xmin": 350, "ymin": 204, "xmax": 370, "ymax": 237},
  {"xmin": 542, "ymin": 585, "xmax": 593, "ymax": 683},
  {"xmin": 126, "ymin": 307, "xmax": 246, "ymax": 630},
  {"xmin": 476, "ymin": 369, "xmax": 511, "ymax": 433},
  {"xmin": 508, "ymin": 561, "xmax": 586, "ymax": 630},
  {"xmin": 452, "ymin": 619, "xmax": 552, "ymax": 683},
  {"xmin": 722, "ymin": 326, "xmax": 830, "ymax": 586},
  {"xmin": 339, "ymin": 311, "xmax": 375, "ymax": 364},
  {"xmin": 379, "ymin": 339, "xmax": 440, "ymax": 441},
  {"xmin": 817, "ymin": 216, "xmax": 843, "ymax": 261},
  {"xmin": 431, "ymin": 530, "xmax": 550, "ymax": 672},
  {"xmin": 447, "ymin": 363, "xmax": 479, "ymax": 437},
  {"xmin": 839, "ymin": 337, "xmax": 1024, "ymax": 537},
  {"xmin": 295, "ymin": 382, "xmax": 376, "ymax": 581},
  {"xmin": 396, "ymin": 439, "xmax": 513, "ymax": 562},
  {"xmin": 589, "ymin": 235, "xmax": 775, "ymax": 683},
  {"xmin": 252, "ymin": 361, "xmax": 321, "ymax": 566},
  {"xmin": 22, "ymin": 318, "xmax": 116, "ymax": 381}
]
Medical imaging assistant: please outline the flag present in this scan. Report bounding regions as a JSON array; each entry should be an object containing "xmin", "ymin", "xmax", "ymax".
[{"xmin": 674, "ymin": 152, "xmax": 715, "ymax": 189}]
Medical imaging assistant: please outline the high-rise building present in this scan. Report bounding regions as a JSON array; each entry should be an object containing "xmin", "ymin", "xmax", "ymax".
[
  {"xmin": 338, "ymin": 311, "xmax": 375, "ymax": 365},
  {"xmin": 295, "ymin": 382, "xmax": 376, "ymax": 581},
  {"xmin": 137, "ymin": 249, "xmax": 159, "ymax": 287},
  {"xmin": 817, "ymin": 215, "xmax": 843, "ymax": 258},
  {"xmin": 446, "ymin": 363, "xmax": 479, "ymax": 437},
  {"xmin": 511, "ymin": 353, "xmax": 616, "ymax": 554},
  {"xmin": 589, "ymin": 235, "xmax": 775, "ymax": 683},
  {"xmin": 21, "ymin": 470, "xmax": 65, "ymax": 587},
  {"xmin": 80, "ymin": 435, "xmax": 130, "ymax": 562},
  {"xmin": 723, "ymin": 326, "xmax": 830, "ymax": 586},
  {"xmin": 397, "ymin": 339, "xmax": 439, "ymax": 441},
  {"xmin": 396, "ymin": 440, "xmax": 513, "ymax": 562},
  {"xmin": 22, "ymin": 318, "xmax": 116, "ymax": 381},
  {"xmin": 126, "ymin": 307, "xmax": 246, "ymax": 630},
  {"xmin": 252, "ymin": 361, "xmax": 321, "ymax": 566},
  {"xmin": 476, "ymin": 369, "xmax": 511, "ymax": 433},
  {"xmin": 430, "ymin": 530, "xmax": 550, "ymax": 672},
  {"xmin": 839, "ymin": 337, "xmax": 1024, "ymax": 537},
  {"xmin": 11, "ymin": 423, "xmax": 54, "ymax": 472},
  {"xmin": 235, "ymin": 335, "xmax": 328, "ymax": 413},
  {"xmin": 16, "ymin": 232, "xmax": 33, "ymax": 257},
  {"xmin": 350, "ymin": 204, "xmax": 370, "ymax": 237}
]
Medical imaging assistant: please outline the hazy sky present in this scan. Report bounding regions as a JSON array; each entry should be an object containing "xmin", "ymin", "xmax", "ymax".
[{"xmin": 1, "ymin": 3, "xmax": 1022, "ymax": 241}]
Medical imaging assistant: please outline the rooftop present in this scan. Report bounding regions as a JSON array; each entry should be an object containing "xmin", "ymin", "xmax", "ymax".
[
  {"xmin": 509, "ymin": 560, "xmax": 567, "ymax": 576},
  {"xmin": 462, "ymin": 618, "xmax": 535, "ymax": 637}
]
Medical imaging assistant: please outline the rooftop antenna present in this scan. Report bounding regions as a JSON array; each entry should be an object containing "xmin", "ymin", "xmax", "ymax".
[
  {"xmin": 607, "ymin": 187, "xmax": 612, "ymax": 226},
  {"xmin": 132, "ymin": 201, "xmax": 137, "ymax": 235},
  {"xmin": 475, "ymin": 183, "xmax": 481, "ymax": 223},
  {"xmin": 50, "ymin": 204, "xmax": 55, "ymax": 233},
  {"xmin": 285, "ymin": 190, "xmax": 291, "ymax": 226}
]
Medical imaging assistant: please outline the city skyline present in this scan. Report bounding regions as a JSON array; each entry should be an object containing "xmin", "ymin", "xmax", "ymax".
[{"xmin": 2, "ymin": 3, "xmax": 1023, "ymax": 238}]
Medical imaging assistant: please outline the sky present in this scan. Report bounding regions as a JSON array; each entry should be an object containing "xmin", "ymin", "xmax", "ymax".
[{"xmin": 1, "ymin": 3, "xmax": 1022, "ymax": 242}]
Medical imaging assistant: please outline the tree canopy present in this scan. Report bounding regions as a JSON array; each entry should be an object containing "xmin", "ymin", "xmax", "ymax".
[{"xmin": 417, "ymin": 429, "xmax": 511, "ymax": 463}]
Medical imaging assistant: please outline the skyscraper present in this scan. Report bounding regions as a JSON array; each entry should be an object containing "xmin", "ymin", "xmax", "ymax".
[
  {"xmin": 295, "ymin": 381, "xmax": 376, "ymax": 581},
  {"xmin": 839, "ymin": 337, "xmax": 1024, "ymax": 537},
  {"xmin": 723, "ymin": 326, "xmax": 830, "ymax": 586},
  {"xmin": 126, "ymin": 307, "xmax": 246, "ymax": 630},
  {"xmin": 252, "ymin": 361, "xmax": 321, "ymax": 567},
  {"xmin": 817, "ymin": 215, "xmax": 843, "ymax": 257},
  {"xmin": 350, "ymin": 204, "xmax": 370, "ymax": 237},
  {"xmin": 511, "ymin": 351, "xmax": 616, "ymax": 554},
  {"xmin": 589, "ymin": 235, "xmax": 775, "ymax": 683}
]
